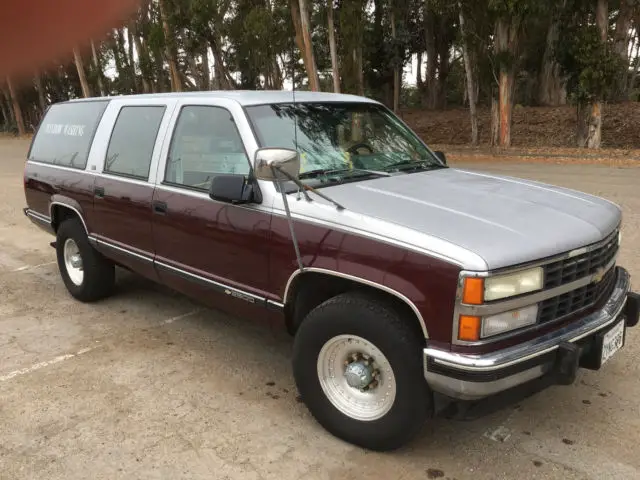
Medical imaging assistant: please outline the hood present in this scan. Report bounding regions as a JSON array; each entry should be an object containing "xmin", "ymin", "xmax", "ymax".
[{"xmin": 289, "ymin": 168, "xmax": 621, "ymax": 271}]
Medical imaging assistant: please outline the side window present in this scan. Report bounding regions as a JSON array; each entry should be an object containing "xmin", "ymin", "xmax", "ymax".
[
  {"xmin": 28, "ymin": 100, "xmax": 109, "ymax": 169},
  {"xmin": 165, "ymin": 106, "xmax": 250, "ymax": 191},
  {"xmin": 104, "ymin": 105, "xmax": 166, "ymax": 180}
]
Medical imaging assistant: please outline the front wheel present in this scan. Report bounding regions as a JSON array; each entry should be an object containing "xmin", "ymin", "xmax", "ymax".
[{"xmin": 292, "ymin": 292, "xmax": 431, "ymax": 451}]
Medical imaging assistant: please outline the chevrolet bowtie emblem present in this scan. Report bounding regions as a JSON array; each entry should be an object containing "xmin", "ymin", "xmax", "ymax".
[{"xmin": 592, "ymin": 267, "xmax": 606, "ymax": 283}]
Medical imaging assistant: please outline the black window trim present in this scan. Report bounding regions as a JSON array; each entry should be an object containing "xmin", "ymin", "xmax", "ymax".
[
  {"xmin": 161, "ymin": 103, "xmax": 255, "ymax": 193},
  {"xmin": 103, "ymin": 104, "xmax": 167, "ymax": 182},
  {"xmin": 27, "ymin": 99, "xmax": 111, "ymax": 170}
]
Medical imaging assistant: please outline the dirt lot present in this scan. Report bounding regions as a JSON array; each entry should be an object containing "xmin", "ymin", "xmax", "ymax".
[{"xmin": 1, "ymin": 137, "xmax": 639, "ymax": 480}]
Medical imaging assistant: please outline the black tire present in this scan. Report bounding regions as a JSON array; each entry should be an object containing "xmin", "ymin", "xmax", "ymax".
[
  {"xmin": 292, "ymin": 291, "xmax": 431, "ymax": 451},
  {"xmin": 56, "ymin": 218, "xmax": 115, "ymax": 302}
]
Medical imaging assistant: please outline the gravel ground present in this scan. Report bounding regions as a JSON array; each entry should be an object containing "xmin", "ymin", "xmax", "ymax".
[{"xmin": 1, "ymin": 137, "xmax": 639, "ymax": 480}]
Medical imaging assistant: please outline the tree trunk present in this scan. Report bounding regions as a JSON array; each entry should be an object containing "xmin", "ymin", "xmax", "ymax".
[
  {"xmin": 126, "ymin": 26, "xmax": 141, "ymax": 93},
  {"xmin": 327, "ymin": 0, "xmax": 340, "ymax": 93},
  {"xmin": 209, "ymin": 39, "xmax": 234, "ymax": 89},
  {"xmin": 458, "ymin": 3, "xmax": 478, "ymax": 145},
  {"xmin": 158, "ymin": 0, "xmax": 182, "ymax": 92},
  {"xmin": 6, "ymin": 77, "xmax": 26, "ymax": 135},
  {"xmin": 538, "ymin": 12, "xmax": 566, "ymax": 106},
  {"xmin": 202, "ymin": 48, "xmax": 211, "ymax": 90},
  {"xmin": 494, "ymin": 17, "xmax": 519, "ymax": 147},
  {"xmin": 580, "ymin": 0, "xmax": 608, "ymax": 148},
  {"xmin": 34, "ymin": 71, "xmax": 47, "ymax": 113},
  {"xmin": 424, "ymin": 10, "xmax": 437, "ymax": 108},
  {"xmin": 613, "ymin": 0, "xmax": 632, "ymax": 101},
  {"xmin": 132, "ymin": 33, "xmax": 153, "ymax": 93},
  {"xmin": 297, "ymin": 0, "xmax": 320, "ymax": 91},
  {"xmin": 90, "ymin": 40, "xmax": 106, "ymax": 96},
  {"xmin": 73, "ymin": 46, "xmax": 93, "ymax": 98},
  {"xmin": 391, "ymin": 10, "xmax": 399, "ymax": 112},
  {"xmin": 490, "ymin": 94, "xmax": 499, "ymax": 147},
  {"xmin": 355, "ymin": 45, "xmax": 364, "ymax": 96}
]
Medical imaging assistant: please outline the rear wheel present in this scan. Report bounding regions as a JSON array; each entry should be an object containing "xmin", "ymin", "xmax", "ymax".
[
  {"xmin": 56, "ymin": 218, "xmax": 115, "ymax": 302},
  {"xmin": 292, "ymin": 292, "xmax": 431, "ymax": 451}
]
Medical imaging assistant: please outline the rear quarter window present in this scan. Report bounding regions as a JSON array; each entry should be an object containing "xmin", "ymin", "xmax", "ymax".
[{"xmin": 28, "ymin": 100, "xmax": 109, "ymax": 169}]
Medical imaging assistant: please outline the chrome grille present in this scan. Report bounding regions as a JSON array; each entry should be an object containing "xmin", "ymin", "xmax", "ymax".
[
  {"xmin": 538, "ymin": 266, "xmax": 617, "ymax": 324},
  {"xmin": 538, "ymin": 229, "xmax": 619, "ymax": 325},
  {"xmin": 543, "ymin": 230, "xmax": 619, "ymax": 289}
]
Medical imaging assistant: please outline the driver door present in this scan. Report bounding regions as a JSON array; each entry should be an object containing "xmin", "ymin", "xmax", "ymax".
[{"xmin": 151, "ymin": 100, "xmax": 272, "ymax": 307}]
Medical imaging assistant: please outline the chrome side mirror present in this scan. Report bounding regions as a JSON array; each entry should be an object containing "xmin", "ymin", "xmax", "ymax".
[{"xmin": 254, "ymin": 147, "xmax": 300, "ymax": 181}]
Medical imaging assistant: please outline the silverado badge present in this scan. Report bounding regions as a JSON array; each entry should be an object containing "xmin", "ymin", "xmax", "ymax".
[{"xmin": 592, "ymin": 267, "xmax": 606, "ymax": 284}]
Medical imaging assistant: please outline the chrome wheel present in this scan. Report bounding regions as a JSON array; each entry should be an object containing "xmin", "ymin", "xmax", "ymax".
[
  {"xmin": 63, "ymin": 238, "xmax": 84, "ymax": 286},
  {"xmin": 317, "ymin": 334, "xmax": 396, "ymax": 421}
]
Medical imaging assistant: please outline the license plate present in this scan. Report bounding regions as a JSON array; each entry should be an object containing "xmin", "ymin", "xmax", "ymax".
[{"xmin": 601, "ymin": 320, "xmax": 625, "ymax": 365}]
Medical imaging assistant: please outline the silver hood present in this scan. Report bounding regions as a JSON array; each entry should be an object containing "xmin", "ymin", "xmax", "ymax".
[{"xmin": 282, "ymin": 168, "xmax": 621, "ymax": 271}]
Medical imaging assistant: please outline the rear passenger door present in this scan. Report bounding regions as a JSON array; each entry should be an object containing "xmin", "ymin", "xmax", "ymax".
[{"xmin": 90, "ymin": 99, "xmax": 176, "ymax": 281}]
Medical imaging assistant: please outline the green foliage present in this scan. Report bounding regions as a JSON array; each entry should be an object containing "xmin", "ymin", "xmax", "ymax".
[{"xmin": 555, "ymin": 8, "xmax": 627, "ymax": 104}]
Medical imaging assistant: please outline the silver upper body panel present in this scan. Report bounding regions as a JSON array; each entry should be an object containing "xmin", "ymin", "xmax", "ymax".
[
  {"xmin": 273, "ymin": 168, "xmax": 621, "ymax": 272},
  {"xmin": 49, "ymin": 92, "xmax": 622, "ymax": 273}
]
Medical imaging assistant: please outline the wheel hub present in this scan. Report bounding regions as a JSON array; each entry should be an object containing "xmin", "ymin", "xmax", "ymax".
[{"xmin": 344, "ymin": 360, "xmax": 375, "ymax": 390}]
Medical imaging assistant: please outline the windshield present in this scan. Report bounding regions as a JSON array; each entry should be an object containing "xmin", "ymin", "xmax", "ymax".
[{"xmin": 245, "ymin": 102, "xmax": 444, "ymax": 186}]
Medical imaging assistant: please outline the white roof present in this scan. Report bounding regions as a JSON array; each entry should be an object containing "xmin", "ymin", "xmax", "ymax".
[{"xmin": 67, "ymin": 90, "xmax": 380, "ymax": 106}]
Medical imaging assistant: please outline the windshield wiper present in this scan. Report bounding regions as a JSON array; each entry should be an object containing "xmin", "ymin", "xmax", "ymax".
[
  {"xmin": 383, "ymin": 160, "xmax": 445, "ymax": 171},
  {"xmin": 299, "ymin": 167, "xmax": 391, "ymax": 179}
]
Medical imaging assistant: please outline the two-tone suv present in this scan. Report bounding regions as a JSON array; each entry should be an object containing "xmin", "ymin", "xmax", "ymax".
[{"xmin": 23, "ymin": 91, "xmax": 639, "ymax": 451}]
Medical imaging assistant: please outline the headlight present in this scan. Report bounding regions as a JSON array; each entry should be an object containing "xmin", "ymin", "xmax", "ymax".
[
  {"xmin": 482, "ymin": 305, "xmax": 538, "ymax": 337},
  {"xmin": 484, "ymin": 267, "xmax": 544, "ymax": 302},
  {"xmin": 457, "ymin": 305, "xmax": 539, "ymax": 341}
]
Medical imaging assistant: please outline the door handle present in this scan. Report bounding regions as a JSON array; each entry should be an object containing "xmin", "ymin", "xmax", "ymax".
[
  {"xmin": 153, "ymin": 201, "xmax": 167, "ymax": 215},
  {"xmin": 94, "ymin": 186, "xmax": 105, "ymax": 198}
]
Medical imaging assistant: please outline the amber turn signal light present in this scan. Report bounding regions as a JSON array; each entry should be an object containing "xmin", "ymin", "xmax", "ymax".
[
  {"xmin": 458, "ymin": 315, "xmax": 481, "ymax": 341},
  {"xmin": 462, "ymin": 277, "xmax": 484, "ymax": 305}
]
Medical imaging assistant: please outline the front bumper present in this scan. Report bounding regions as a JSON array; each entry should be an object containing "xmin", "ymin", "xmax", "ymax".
[{"xmin": 424, "ymin": 266, "xmax": 639, "ymax": 400}]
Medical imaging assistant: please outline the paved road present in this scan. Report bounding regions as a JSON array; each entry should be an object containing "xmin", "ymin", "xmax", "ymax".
[{"xmin": 1, "ymin": 137, "xmax": 639, "ymax": 480}]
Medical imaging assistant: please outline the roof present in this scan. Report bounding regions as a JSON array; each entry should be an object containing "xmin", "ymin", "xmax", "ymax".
[{"xmin": 66, "ymin": 90, "xmax": 381, "ymax": 106}]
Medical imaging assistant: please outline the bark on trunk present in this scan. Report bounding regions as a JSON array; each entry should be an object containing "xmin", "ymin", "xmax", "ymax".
[
  {"xmin": 126, "ymin": 27, "xmax": 140, "ymax": 93},
  {"xmin": 613, "ymin": 0, "xmax": 632, "ymax": 100},
  {"xmin": 355, "ymin": 45, "xmax": 364, "ymax": 96},
  {"xmin": 34, "ymin": 72, "xmax": 47, "ymax": 113},
  {"xmin": 458, "ymin": 3, "xmax": 478, "ymax": 145},
  {"xmin": 580, "ymin": 0, "xmax": 608, "ymax": 148},
  {"xmin": 424, "ymin": 10, "xmax": 437, "ymax": 109},
  {"xmin": 209, "ymin": 39, "xmax": 234, "ymax": 89},
  {"xmin": 0, "ymin": 93, "xmax": 10, "ymax": 128},
  {"xmin": 132, "ymin": 33, "xmax": 153, "ymax": 93},
  {"xmin": 494, "ymin": 17, "xmax": 519, "ymax": 147},
  {"xmin": 158, "ymin": 0, "xmax": 182, "ymax": 92},
  {"xmin": 90, "ymin": 40, "xmax": 106, "ymax": 96},
  {"xmin": 327, "ymin": 0, "xmax": 340, "ymax": 93},
  {"xmin": 538, "ymin": 13, "xmax": 566, "ymax": 106},
  {"xmin": 6, "ymin": 77, "xmax": 26, "ymax": 135},
  {"xmin": 490, "ymin": 94, "xmax": 499, "ymax": 147},
  {"xmin": 73, "ymin": 47, "xmax": 93, "ymax": 98},
  {"xmin": 391, "ymin": 10, "xmax": 399, "ymax": 113},
  {"xmin": 297, "ymin": 0, "xmax": 320, "ymax": 91}
]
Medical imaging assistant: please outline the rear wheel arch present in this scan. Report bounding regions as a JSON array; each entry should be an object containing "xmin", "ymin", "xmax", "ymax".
[
  {"xmin": 50, "ymin": 202, "xmax": 88, "ymax": 234},
  {"xmin": 283, "ymin": 269, "xmax": 428, "ymax": 342}
]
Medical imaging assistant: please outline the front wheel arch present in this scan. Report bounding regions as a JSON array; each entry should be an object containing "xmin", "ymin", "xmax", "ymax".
[{"xmin": 284, "ymin": 270, "xmax": 428, "ymax": 343}]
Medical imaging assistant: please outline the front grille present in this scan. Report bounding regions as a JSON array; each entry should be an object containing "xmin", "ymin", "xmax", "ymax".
[
  {"xmin": 538, "ymin": 260, "xmax": 617, "ymax": 325},
  {"xmin": 543, "ymin": 230, "xmax": 619, "ymax": 289}
]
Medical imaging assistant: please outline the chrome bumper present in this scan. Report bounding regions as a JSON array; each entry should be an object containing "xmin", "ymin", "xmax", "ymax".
[{"xmin": 424, "ymin": 266, "xmax": 636, "ymax": 400}]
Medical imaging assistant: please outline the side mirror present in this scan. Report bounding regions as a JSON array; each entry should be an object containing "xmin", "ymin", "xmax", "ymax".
[
  {"xmin": 254, "ymin": 147, "xmax": 300, "ymax": 182},
  {"xmin": 209, "ymin": 174, "xmax": 255, "ymax": 204},
  {"xmin": 434, "ymin": 150, "xmax": 447, "ymax": 165}
]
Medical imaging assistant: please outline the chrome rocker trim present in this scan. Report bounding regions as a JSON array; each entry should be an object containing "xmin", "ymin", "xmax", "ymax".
[{"xmin": 424, "ymin": 266, "xmax": 631, "ymax": 400}]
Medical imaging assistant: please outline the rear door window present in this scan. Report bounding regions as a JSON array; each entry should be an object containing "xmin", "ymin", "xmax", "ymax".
[
  {"xmin": 104, "ymin": 105, "xmax": 166, "ymax": 180},
  {"xmin": 28, "ymin": 100, "xmax": 109, "ymax": 169}
]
